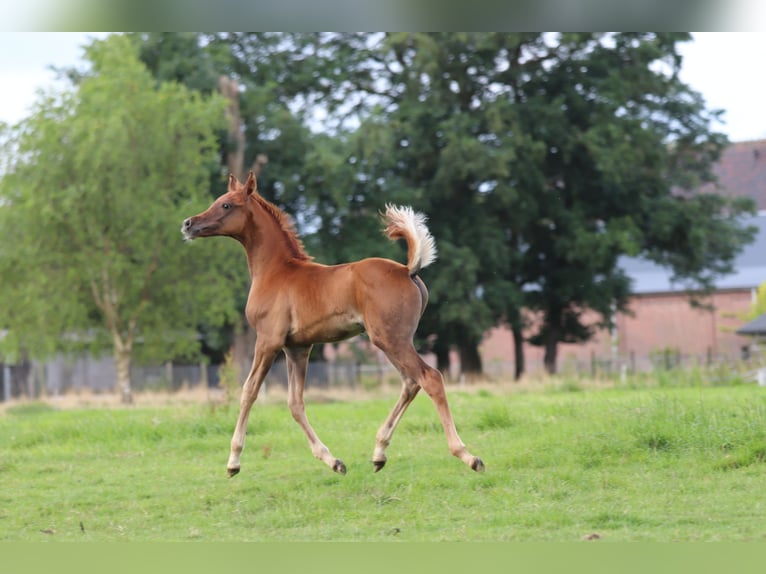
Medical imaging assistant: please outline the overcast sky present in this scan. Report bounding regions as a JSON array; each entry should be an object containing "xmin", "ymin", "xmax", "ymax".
[{"xmin": 0, "ymin": 32, "xmax": 764, "ymax": 142}]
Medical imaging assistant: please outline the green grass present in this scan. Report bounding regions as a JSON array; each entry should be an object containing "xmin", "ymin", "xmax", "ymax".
[{"xmin": 2, "ymin": 383, "xmax": 766, "ymax": 541}]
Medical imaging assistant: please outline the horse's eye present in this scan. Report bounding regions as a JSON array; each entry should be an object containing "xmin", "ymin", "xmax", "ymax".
[{"xmin": 222, "ymin": 203, "xmax": 232, "ymax": 210}]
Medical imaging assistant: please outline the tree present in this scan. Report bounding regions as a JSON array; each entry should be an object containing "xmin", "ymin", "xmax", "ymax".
[
  {"xmin": 501, "ymin": 33, "xmax": 756, "ymax": 373},
  {"xmin": 335, "ymin": 33, "xmax": 513, "ymax": 377},
  {"xmin": 202, "ymin": 32, "xmax": 757, "ymax": 378},
  {"xmin": 124, "ymin": 33, "xmax": 758, "ymax": 379},
  {"xmin": 0, "ymin": 34, "xmax": 240, "ymax": 401},
  {"xmin": 334, "ymin": 33, "xmax": 756, "ymax": 376},
  {"xmin": 131, "ymin": 33, "xmax": 396, "ymax": 367}
]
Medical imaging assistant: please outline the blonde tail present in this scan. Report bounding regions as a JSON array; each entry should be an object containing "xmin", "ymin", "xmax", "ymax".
[{"xmin": 382, "ymin": 204, "xmax": 437, "ymax": 275}]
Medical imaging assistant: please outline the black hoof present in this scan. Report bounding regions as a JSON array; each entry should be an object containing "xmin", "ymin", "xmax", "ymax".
[
  {"xmin": 471, "ymin": 458, "xmax": 485, "ymax": 472},
  {"xmin": 333, "ymin": 460, "xmax": 347, "ymax": 475},
  {"xmin": 227, "ymin": 467, "xmax": 240, "ymax": 477},
  {"xmin": 372, "ymin": 460, "xmax": 386, "ymax": 473}
]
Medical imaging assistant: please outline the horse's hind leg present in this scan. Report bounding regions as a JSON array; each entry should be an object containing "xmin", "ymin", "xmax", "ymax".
[
  {"xmin": 285, "ymin": 347, "xmax": 346, "ymax": 474},
  {"xmin": 376, "ymin": 342, "xmax": 484, "ymax": 472},
  {"xmin": 416, "ymin": 360, "xmax": 484, "ymax": 471},
  {"xmin": 372, "ymin": 376, "xmax": 420, "ymax": 471},
  {"xmin": 227, "ymin": 340, "xmax": 279, "ymax": 477}
]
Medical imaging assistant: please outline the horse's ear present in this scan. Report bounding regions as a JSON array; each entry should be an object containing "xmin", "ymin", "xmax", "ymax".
[
  {"xmin": 228, "ymin": 173, "xmax": 237, "ymax": 191},
  {"xmin": 245, "ymin": 170, "xmax": 257, "ymax": 196}
]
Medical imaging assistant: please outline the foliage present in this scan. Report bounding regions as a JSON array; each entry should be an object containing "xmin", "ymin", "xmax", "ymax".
[
  {"xmin": 14, "ymin": 32, "xmax": 756, "ymax": 382},
  {"xmin": 362, "ymin": 33, "xmax": 756, "ymax": 375},
  {"xmin": 2, "ymin": 383, "xmax": 766, "ymax": 541},
  {"xmin": 748, "ymin": 281, "xmax": 766, "ymax": 319},
  {"xmin": 216, "ymin": 349, "xmax": 242, "ymax": 404},
  {"xmin": 0, "ymin": 35, "xmax": 241, "ymax": 396},
  {"xmin": 216, "ymin": 32, "xmax": 754, "ymax": 376}
]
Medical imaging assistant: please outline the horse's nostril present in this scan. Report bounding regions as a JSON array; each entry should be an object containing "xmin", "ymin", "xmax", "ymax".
[{"xmin": 183, "ymin": 218, "xmax": 192, "ymax": 229}]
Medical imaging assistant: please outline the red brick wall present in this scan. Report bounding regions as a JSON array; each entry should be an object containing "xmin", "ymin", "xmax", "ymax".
[
  {"xmin": 480, "ymin": 288, "xmax": 755, "ymax": 375},
  {"xmin": 615, "ymin": 289, "xmax": 753, "ymax": 363}
]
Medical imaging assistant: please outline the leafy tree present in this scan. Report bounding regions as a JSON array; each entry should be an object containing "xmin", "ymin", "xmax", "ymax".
[
  {"xmin": 123, "ymin": 33, "xmax": 757, "ymax": 379},
  {"xmin": 326, "ymin": 32, "xmax": 756, "ymax": 376},
  {"xmin": 500, "ymin": 32, "xmax": 756, "ymax": 373},
  {"xmin": 130, "ymin": 32, "xmax": 229, "ymax": 95},
  {"xmin": 132, "ymin": 33, "xmax": 396, "ymax": 366},
  {"xmin": 0, "ymin": 34, "xmax": 240, "ymax": 401}
]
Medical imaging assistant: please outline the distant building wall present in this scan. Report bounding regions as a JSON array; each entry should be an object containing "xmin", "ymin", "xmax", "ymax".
[
  {"xmin": 479, "ymin": 288, "xmax": 755, "ymax": 376},
  {"xmin": 615, "ymin": 289, "xmax": 752, "ymax": 366}
]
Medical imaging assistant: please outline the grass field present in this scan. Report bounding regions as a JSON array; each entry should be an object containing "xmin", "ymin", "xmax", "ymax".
[{"xmin": 1, "ymin": 378, "xmax": 766, "ymax": 542}]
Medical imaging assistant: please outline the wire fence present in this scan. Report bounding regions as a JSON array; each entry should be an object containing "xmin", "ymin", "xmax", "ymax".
[
  {"xmin": 0, "ymin": 356, "xmax": 402, "ymax": 402},
  {"xmin": 3, "ymin": 345, "xmax": 766, "ymax": 402}
]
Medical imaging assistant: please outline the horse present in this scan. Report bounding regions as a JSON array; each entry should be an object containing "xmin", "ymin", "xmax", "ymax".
[{"xmin": 181, "ymin": 171, "xmax": 483, "ymax": 475}]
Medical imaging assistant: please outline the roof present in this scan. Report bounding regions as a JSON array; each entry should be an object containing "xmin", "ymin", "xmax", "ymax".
[
  {"xmin": 620, "ymin": 213, "xmax": 766, "ymax": 294},
  {"xmin": 736, "ymin": 313, "xmax": 766, "ymax": 336},
  {"xmin": 700, "ymin": 139, "xmax": 766, "ymax": 211}
]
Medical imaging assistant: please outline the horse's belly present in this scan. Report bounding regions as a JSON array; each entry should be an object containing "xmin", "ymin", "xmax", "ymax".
[{"xmin": 286, "ymin": 312, "xmax": 365, "ymax": 346}]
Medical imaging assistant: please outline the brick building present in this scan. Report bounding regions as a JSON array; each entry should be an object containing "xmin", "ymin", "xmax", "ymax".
[{"xmin": 480, "ymin": 139, "xmax": 766, "ymax": 377}]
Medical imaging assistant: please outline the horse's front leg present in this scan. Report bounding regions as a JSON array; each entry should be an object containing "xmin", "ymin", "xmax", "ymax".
[
  {"xmin": 227, "ymin": 342, "xmax": 279, "ymax": 477},
  {"xmin": 285, "ymin": 346, "xmax": 346, "ymax": 474}
]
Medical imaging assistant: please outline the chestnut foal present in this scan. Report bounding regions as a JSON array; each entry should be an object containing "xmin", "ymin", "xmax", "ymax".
[{"xmin": 182, "ymin": 172, "xmax": 483, "ymax": 475}]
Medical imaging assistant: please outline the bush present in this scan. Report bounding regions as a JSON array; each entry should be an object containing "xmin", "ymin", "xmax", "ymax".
[{"xmin": 217, "ymin": 350, "xmax": 241, "ymax": 404}]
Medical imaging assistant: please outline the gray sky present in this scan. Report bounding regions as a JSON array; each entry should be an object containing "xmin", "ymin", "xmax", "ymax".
[{"xmin": 0, "ymin": 32, "xmax": 764, "ymax": 142}]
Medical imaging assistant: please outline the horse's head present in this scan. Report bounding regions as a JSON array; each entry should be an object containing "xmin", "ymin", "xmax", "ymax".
[{"xmin": 181, "ymin": 171, "xmax": 257, "ymax": 241}]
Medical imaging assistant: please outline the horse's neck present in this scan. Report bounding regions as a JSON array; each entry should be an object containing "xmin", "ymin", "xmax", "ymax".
[{"xmin": 239, "ymin": 212, "xmax": 293, "ymax": 280}]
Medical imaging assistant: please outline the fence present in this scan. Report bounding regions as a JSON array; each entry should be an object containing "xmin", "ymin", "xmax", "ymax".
[
  {"xmin": 0, "ymin": 354, "xmax": 401, "ymax": 402},
  {"xmin": 2, "ymin": 345, "xmax": 764, "ymax": 402},
  {"xmin": 1, "ymin": 362, "xmax": 32, "ymax": 402}
]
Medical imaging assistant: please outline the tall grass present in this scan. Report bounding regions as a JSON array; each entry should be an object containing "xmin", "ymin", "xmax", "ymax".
[{"xmin": 1, "ymin": 381, "xmax": 766, "ymax": 541}]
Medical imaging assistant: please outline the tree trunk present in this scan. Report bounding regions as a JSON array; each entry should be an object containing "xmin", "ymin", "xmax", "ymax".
[
  {"xmin": 220, "ymin": 75, "xmax": 268, "ymax": 182},
  {"xmin": 543, "ymin": 328, "xmax": 559, "ymax": 375},
  {"xmin": 433, "ymin": 341, "xmax": 451, "ymax": 380},
  {"xmin": 458, "ymin": 342, "xmax": 483, "ymax": 380},
  {"xmin": 114, "ymin": 343, "xmax": 133, "ymax": 404},
  {"xmin": 219, "ymin": 76, "xmax": 246, "ymax": 181},
  {"xmin": 511, "ymin": 323, "xmax": 525, "ymax": 381}
]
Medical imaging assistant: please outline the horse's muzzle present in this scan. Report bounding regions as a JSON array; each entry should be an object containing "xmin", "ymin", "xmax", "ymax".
[{"xmin": 181, "ymin": 217, "xmax": 196, "ymax": 241}]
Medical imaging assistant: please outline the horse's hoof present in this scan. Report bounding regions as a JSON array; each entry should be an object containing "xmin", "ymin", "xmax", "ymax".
[
  {"xmin": 471, "ymin": 457, "xmax": 485, "ymax": 472},
  {"xmin": 227, "ymin": 467, "xmax": 240, "ymax": 477},
  {"xmin": 372, "ymin": 460, "xmax": 386, "ymax": 473},
  {"xmin": 333, "ymin": 460, "xmax": 347, "ymax": 475}
]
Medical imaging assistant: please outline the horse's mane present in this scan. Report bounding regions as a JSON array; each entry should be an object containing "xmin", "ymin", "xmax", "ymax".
[{"xmin": 253, "ymin": 194, "xmax": 313, "ymax": 261}]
